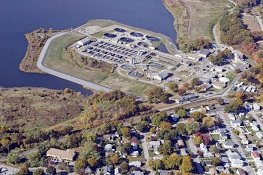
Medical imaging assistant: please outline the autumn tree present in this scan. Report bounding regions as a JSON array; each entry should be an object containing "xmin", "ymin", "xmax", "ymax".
[
  {"xmin": 33, "ymin": 168, "xmax": 44, "ymax": 175},
  {"xmin": 149, "ymin": 159, "xmax": 164, "ymax": 171},
  {"xmin": 202, "ymin": 116, "xmax": 215, "ymax": 129},
  {"xmin": 179, "ymin": 156, "xmax": 193, "ymax": 173},
  {"xmin": 177, "ymin": 109, "xmax": 187, "ymax": 118},
  {"xmin": 107, "ymin": 153, "xmax": 119, "ymax": 165},
  {"xmin": 160, "ymin": 122, "xmax": 172, "ymax": 130},
  {"xmin": 168, "ymin": 83, "xmax": 179, "ymax": 93},
  {"xmin": 121, "ymin": 127, "xmax": 131, "ymax": 139},
  {"xmin": 190, "ymin": 111, "xmax": 206, "ymax": 122},
  {"xmin": 211, "ymin": 157, "xmax": 221, "ymax": 166},
  {"xmin": 178, "ymin": 88, "xmax": 187, "ymax": 96}
]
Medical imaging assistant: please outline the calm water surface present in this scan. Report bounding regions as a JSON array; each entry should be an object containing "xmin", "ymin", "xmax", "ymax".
[{"xmin": 0, "ymin": 0, "xmax": 176, "ymax": 94}]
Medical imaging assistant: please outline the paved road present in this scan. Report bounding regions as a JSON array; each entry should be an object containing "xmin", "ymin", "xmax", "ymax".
[
  {"xmin": 140, "ymin": 133, "xmax": 154, "ymax": 175},
  {"xmin": 218, "ymin": 111, "xmax": 255, "ymax": 175},
  {"xmin": 37, "ymin": 32, "xmax": 111, "ymax": 92},
  {"xmin": 187, "ymin": 138, "xmax": 204, "ymax": 174}
]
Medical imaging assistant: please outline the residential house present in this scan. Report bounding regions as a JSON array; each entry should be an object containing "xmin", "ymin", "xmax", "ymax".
[
  {"xmin": 131, "ymin": 171, "xmax": 144, "ymax": 175},
  {"xmin": 85, "ymin": 166, "xmax": 92, "ymax": 174},
  {"xmin": 245, "ymin": 144, "xmax": 254, "ymax": 152},
  {"xmin": 222, "ymin": 142, "xmax": 235, "ymax": 149},
  {"xmin": 158, "ymin": 170, "xmax": 168, "ymax": 175},
  {"xmin": 170, "ymin": 114, "xmax": 179, "ymax": 123},
  {"xmin": 219, "ymin": 77, "xmax": 230, "ymax": 84},
  {"xmin": 256, "ymin": 132, "xmax": 263, "ymax": 139},
  {"xmin": 230, "ymin": 119, "xmax": 242, "ymax": 128},
  {"xmin": 149, "ymin": 140, "xmax": 161, "ymax": 148},
  {"xmin": 241, "ymin": 137, "xmax": 249, "ymax": 145},
  {"xmin": 114, "ymin": 167, "xmax": 121, "ymax": 175},
  {"xmin": 103, "ymin": 166, "xmax": 113, "ymax": 175},
  {"xmin": 105, "ymin": 144, "xmax": 115, "ymax": 154},
  {"xmin": 228, "ymin": 113, "xmax": 235, "ymax": 120},
  {"xmin": 199, "ymin": 83, "xmax": 212, "ymax": 92},
  {"xmin": 199, "ymin": 49, "xmax": 211, "ymax": 58},
  {"xmin": 180, "ymin": 148, "xmax": 188, "ymax": 156},
  {"xmin": 177, "ymin": 139, "xmax": 185, "ymax": 148},
  {"xmin": 253, "ymin": 103, "xmax": 261, "ymax": 111},
  {"xmin": 255, "ymin": 159, "xmax": 263, "ymax": 169},
  {"xmin": 226, "ymin": 150, "xmax": 243, "ymax": 167},
  {"xmin": 200, "ymin": 143, "xmax": 213, "ymax": 158},
  {"xmin": 209, "ymin": 167, "xmax": 217, "ymax": 175},
  {"xmin": 251, "ymin": 151, "xmax": 261, "ymax": 160},
  {"xmin": 206, "ymin": 106, "xmax": 215, "ymax": 111},
  {"xmin": 46, "ymin": 148, "xmax": 76, "ymax": 161},
  {"xmin": 251, "ymin": 122, "xmax": 260, "ymax": 132},
  {"xmin": 219, "ymin": 131, "xmax": 228, "ymax": 141},
  {"xmin": 236, "ymin": 168, "xmax": 246, "ymax": 175},
  {"xmin": 129, "ymin": 161, "xmax": 142, "ymax": 167}
]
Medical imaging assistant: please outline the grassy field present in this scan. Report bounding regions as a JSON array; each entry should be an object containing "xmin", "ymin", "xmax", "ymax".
[
  {"xmin": 163, "ymin": 0, "xmax": 231, "ymax": 41},
  {"xmin": 43, "ymin": 32, "xmax": 156, "ymax": 96}
]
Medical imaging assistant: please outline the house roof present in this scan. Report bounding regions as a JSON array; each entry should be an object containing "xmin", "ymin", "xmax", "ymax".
[
  {"xmin": 251, "ymin": 151, "xmax": 261, "ymax": 159},
  {"xmin": 199, "ymin": 49, "xmax": 210, "ymax": 56},
  {"xmin": 46, "ymin": 148, "xmax": 76, "ymax": 160},
  {"xmin": 237, "ymin": 168, "xmax": 246, "ymax": 175}
]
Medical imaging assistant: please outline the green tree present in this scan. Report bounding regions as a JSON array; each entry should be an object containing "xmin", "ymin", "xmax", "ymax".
[
  {"xmin": 86, "ymin": 131, "xmax": 96, "ymax": 142},
  {"xmin": 136, "ymin": 121, "xmax": 150, "ymax": 132},
  {"xmin": 151, "ymin": 111, "xmax": 168, "ymax": 126},
  {"xmin": 46, "ymin": 166, "xmax": 56, "ymax": 175},
  {"xmin": 16, "ymin": 164, "xmax": 30, "ymax": 175},
  {"xmin": 27, "ymin": 151, "xmax": 41, "ymax": 167},
  {"xmin": 87, "ymin": 157, "xmax": 98, "ymax": 168},
  {"xmin": 190, "ymin": 111, "xmax": 205, "ymax": 122},
  {"xmin": 168, "ymin": 83, "xmax": 179, "ymax": 93},
  {"xmin": 121, "ymin": 127, "xmax": 131, "ymax": 138},
  {"xmin": 74, "ymin": 158, "xmax": 86, "ymax": 174},
  {"xmin": 224, "ymin": 99, "xmax": 242, "ymax": 113},
  {"xmin": 120, "ymin": 161, "xmax": 129, "ymax": 174},
  {"xmin": 202, "ymin": 116, "xmax": 215, "ymax": 129},
  {"xmin": 179, "ymin": 156, "xmax": 193, "ymax": 173},
  {"xmin": 211, "ymin": 157, "xmax": 221, "ymax": 166},
  {"xmin": 176, "ymin": 123, "xmax": 187, "ymax": 135},
  {"xmin": 121, "ymin": 142, "xmax": 131, "ymax": 155},
  {"xmin": 149, "ymin": 159, "xmax": 164, "ymax": 171},
  {"xmin": 7, "ymin": 148, "xmax": 20, "ymax": 164},
  {"xmin": 33, "ymin": 168, "xmax": 44, "ymax": 175},
  {"xmin": 159, "ymin": 140, "xmax": 172, "ymax": 155},
  {"xmin": 186, "ymin": 121, "xmax": 200, "ymax": 135},
  {"xmin": 163, "ymin": 153, "xmax": 182, "ymax": 169},
  {"xmin": 177, "ymin": 109, "xmax": 187, "ymax": 118}
]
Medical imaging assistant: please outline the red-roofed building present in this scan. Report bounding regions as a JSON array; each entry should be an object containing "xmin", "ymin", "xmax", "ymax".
[
  {"xmin": 236, "ymin": 168, "xmax": 246, "ymax": 175},
  {"xmin": 251, "ymin": 151, "xmax": 261, "ymax": 160}
]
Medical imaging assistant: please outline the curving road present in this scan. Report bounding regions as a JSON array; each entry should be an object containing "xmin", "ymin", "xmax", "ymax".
[{"xmin": 37, "ymin": 32, "xmax": 111, "ymax": 92}]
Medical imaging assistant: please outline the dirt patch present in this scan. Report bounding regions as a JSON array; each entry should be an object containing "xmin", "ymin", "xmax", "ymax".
[
  {"xmin": 20, "ymin": 28, "xmax": 69, "ymax": 73},
  {"xmin": 242, "ymin": 15, "xmax": 261, "ymax": 31},
  {"xmin": 0, "ymin": 87, "xmax": 85, "ymax": 130}
]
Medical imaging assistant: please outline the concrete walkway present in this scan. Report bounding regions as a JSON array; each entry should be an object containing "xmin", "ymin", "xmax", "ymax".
[{"xmin": 37, "ymin": 32, "xmax": 111, "ymax": 92}]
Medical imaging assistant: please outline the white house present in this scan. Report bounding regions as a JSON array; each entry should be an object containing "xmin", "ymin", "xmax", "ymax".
[
  {"xmin": 251, "ymin": 122, "xmax": 260, "ymax": 132},
  {"xmin": 219, "ymin": 131, "xmax": 228, "ymax": 141},
  {"xmin": 255, "ymin": 160, "xmax": 263, "ymax": 169},
  {"xmin": 219, "ymin": 77, "xmax": 230, "ymax": 84},
  {"xmin": 241, "ymin": 138, "xmax": 249, "ymax": 145},
  {"xmin": 200, "ymin": 143, "xmax": 213, "ymax": 157},
  {"xmin": 129, "ymin": 161, "xmax": 142, "ymax": 167},
  {"xmin": 256, "ymin": 132, "xmax": 263, "ymax": 139},
  {"xmin": 230, "ymin": 120, "xmax": 242, "ymax": 128},
  {"xmin": 245, "ymin": 144, "xmax": 254, "ymax": 152},
  {"xmin": 226, "ymin": 150, "xmax": 243, "ymax": 167},
  {"xmin": 223, "ymin": 142, "xmax": 235, "ymax": 149},
  {"xmin": 228, "ymin": 113, "xmax": 235, "ymax": 120},
  {"xmin": 231, "ymin": 159, "xmax": 244, "ymax": 167},
  {"xmin": 253, "ymin": 103, "xmax": 261, "ymax": 111}
]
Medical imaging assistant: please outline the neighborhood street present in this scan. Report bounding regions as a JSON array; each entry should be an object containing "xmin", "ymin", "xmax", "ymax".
[
  {"xmin": 218, "ymin": 111, "xmax": 255, "ymax": 175},
  {"xmin": 187, "ymin": 138, "xmax": 204, "ymax": 174}
]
